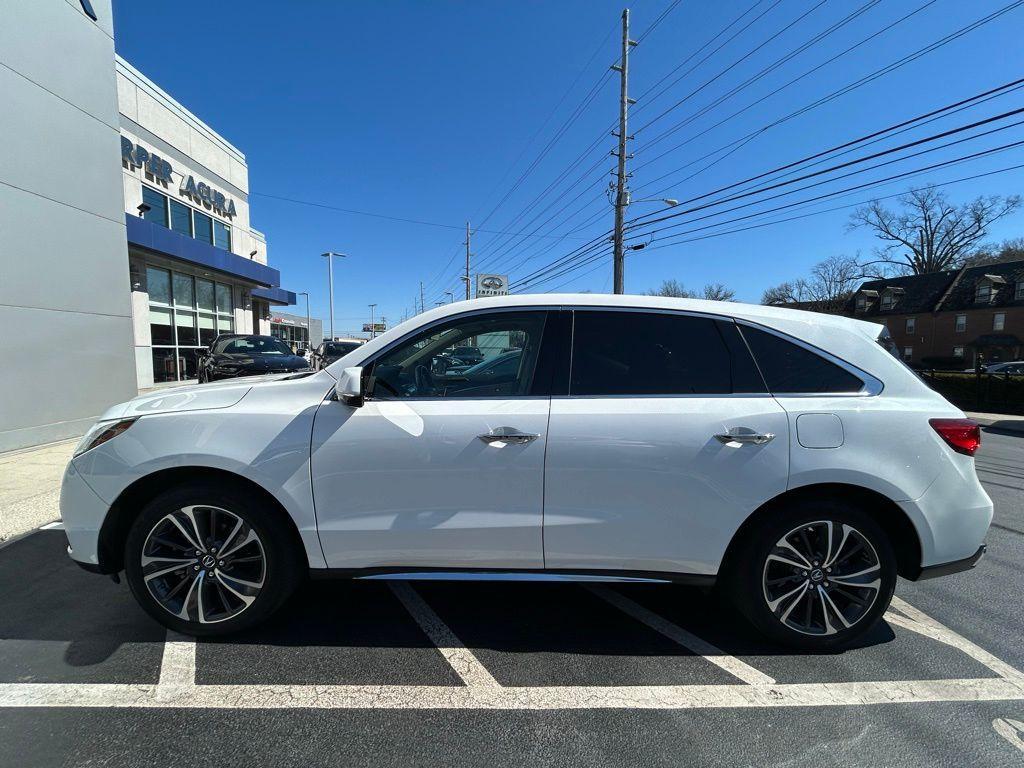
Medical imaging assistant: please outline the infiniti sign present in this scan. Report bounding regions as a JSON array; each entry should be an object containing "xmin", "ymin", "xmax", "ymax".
[{"xmin": 475, "ymin": 274, "xmax": 509, "ymax": 297}]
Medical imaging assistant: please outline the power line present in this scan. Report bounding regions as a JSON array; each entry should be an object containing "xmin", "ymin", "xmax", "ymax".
[
  {"xmin": 519, "ymin": 141, "xmax": 1024, "ymax": 291},
  {"xmin": 630, "ymin": 0, "xmax": 1024, "ymax": 186},
  {"xmin": 636, "ymin": 0, "xmax": 889, "ymax": 150}
]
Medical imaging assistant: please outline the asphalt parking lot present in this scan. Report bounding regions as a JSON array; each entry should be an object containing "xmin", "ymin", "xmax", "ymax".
[{"xmin": 1, "ymin": 429, "xmax": 1022, "ymax": 767}]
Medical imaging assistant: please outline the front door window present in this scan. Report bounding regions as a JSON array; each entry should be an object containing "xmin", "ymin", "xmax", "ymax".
[{"xmin": 368, "ymin": 311, "xmax": 546, "ymax": 399}]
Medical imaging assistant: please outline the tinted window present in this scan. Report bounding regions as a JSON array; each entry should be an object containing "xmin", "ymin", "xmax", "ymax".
[
  {"xmin": 370, "ymin": 312, "xmax": 546, "ymax": 399},
  {"xmin": 142, "ymin": 187, "xmax": 168, "ymax": 228},
  {"xmin": 214, "ymin": 220, "xmax": 231, "ymax": 250},
  {"xmin": 170, "ymin": 199, "xmax": 192, "ymax": 236},
  {"xmin": 194, "ymin": 211, "xmax": 213, "ymax": 244},
  {"xmin": 569, "ymin": 311, "xmax": 765, "ymax": 396},
  {"xmin": 739, "ymin": 325, "xmax": 864, "ymax": 394}
]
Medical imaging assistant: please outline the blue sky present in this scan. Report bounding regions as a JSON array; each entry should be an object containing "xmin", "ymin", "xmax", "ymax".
[{"xmin": 112, "ymin": 0, "xmax": 1024, "ymax": 336}]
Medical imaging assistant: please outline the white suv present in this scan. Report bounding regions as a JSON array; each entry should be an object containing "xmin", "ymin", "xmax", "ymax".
[{"xmin": 61, "ymin": 295, "xmax": 992, "ymax": 649}]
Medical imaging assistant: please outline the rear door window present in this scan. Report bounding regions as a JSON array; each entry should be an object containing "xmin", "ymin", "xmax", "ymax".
[
  {"xmin": 569, "ymin": 311, "xmax": 765, "ymax": 396},
  {"xmin": 739, "ymin": 325, "xmax": 864, "ymax": 394}
]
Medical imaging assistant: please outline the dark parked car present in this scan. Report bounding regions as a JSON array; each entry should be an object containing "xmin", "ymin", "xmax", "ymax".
[
  {"xmin": 450, "ymin": 346, "xmax": 484, "ymax": 366},
  {"xmin": 312, "ymin": 340, "xmax": 364, "ymax": 370},
  {"xmin": 198, "ymin": 334, "xmax": 309, "ymax": 383}
]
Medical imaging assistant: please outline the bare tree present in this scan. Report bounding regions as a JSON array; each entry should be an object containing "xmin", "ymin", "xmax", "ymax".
[
  {"xmin": 963, "ymin": 237, "xmax": 1024, "ymax": 267},
  {"xmin": 850, "ymin": 187, "xmax": 1020, "ymax": 274},
  {"xmin": 646, "ymin": 280, "xmax": 735, "ymax": 301},
  {"xmin": 701, "ymin": 282, "xmax": 736, "ymax": 301},
  {"xmin": 761, "ymin": 254, "xmax": 863, "ymax": 312}
]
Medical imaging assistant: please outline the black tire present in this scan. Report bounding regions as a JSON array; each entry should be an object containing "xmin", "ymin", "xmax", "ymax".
[
  {"xmin": 724, "ymin": 497, "xmax": 897, "ymax": 650},
  {"xmin": 124, "ymin": 482, "xmax": 302, "ymax": 636}
]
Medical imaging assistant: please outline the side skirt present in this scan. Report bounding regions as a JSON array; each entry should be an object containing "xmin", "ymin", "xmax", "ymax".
[{"xmin": 308, "ymin": 567, "xmax": 716, "ymax": 586}]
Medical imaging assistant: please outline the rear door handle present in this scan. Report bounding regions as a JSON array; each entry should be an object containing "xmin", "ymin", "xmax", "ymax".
[
  {"xmin": 715, "ymin": 428, "xmax": 775, "ymax": 445},
  {"xmin": 478, "ymin": 427, "xmax": 540, "ymax": 445}
]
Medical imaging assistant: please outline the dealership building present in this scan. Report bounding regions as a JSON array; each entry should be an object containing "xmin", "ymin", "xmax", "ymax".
[{"xmin": 1, "ymin": 1, "xmax": 302, "ymax": 451}]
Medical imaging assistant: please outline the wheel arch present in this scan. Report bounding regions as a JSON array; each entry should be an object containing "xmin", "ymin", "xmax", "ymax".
[
  {"xmin": 97, "ymin": 466, "xmax": 310, "ymax": 574},
  {"xmin": 720, "ymin": 483, "xmax": 924, "ymax": 580}
]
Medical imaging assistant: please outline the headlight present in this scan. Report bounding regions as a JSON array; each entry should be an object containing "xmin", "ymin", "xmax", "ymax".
[{"xmin": 73, "ymin": 418, "xmax": 137, "ymax": 457}]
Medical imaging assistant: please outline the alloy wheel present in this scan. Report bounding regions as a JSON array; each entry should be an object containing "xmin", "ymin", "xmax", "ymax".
[
  {"xmin": 140, "ymin": 505, "xmax": 266, "ymax": 624},
  {"xmin": 761, "ymin": 520, "xmax": 882, "ymax": 636}
]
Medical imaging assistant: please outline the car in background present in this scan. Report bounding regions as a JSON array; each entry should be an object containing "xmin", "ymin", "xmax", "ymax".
[
  {"xmin": 312, "ymin": 339, "xmax": 365, "ymax": 370},
  {"xmin": 62, "ymin": 294, "xmax": 991, "ymax": 649},
  {"xmin": 982, "ymin": 361, "xmax": 1024, "ymax": 375},
  {"xmin": 450, "ymin": 346, "xmax": 483, "ymax": 366},
  {"xmin": 197, "ymin": 334, "xmax": 309, "ymax": 382}
]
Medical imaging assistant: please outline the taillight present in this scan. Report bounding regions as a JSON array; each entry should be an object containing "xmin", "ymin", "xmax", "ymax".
[{"xmin": 929, "ymin": 418, "xmax": 981, "ymax": 456}]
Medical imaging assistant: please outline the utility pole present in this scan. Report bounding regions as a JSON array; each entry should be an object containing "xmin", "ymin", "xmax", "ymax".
[
  {"xmin": 462, "ymin": 222, "xmax": 472, "ymax": 300},
  {"xmin": 321, "ymin": 251, "xmax": 346, "ymax": 339},
  {"xmin": 420, "ymin": 281, "xmax": 425, "ymax": 314},
  {"xmin": 368, "ymin": 303, "xmax": 377, "ymax": 339},
  {"xmin": 611, "ymin": 9, "xmax": 635, "ymax": 295}
]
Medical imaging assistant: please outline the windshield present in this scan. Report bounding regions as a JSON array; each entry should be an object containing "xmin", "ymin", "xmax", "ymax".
[
  {"xmin": 325, "ymin": 342, "xmax": 361, "ymax": 356},
  {"xmin": 214, "ymin": 336, "xmax": 293, "ymax": 356}
]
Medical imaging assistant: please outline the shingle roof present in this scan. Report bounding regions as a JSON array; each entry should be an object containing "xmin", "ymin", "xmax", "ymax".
[
  {"xmin": 846, "ymin": 270, "xmax": 958, "ymax": 316},
  {"xmin": 940, "ymin": 260, "xmax": 1024, "ymax": 311}
]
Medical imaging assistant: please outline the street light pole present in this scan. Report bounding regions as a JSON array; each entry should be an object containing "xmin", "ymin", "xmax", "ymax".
[
  {"xmin": 445, "ymin": 291, "xmax": 454, "ymax": 303},
  {"xmin": 298, "ymin": 291, "xmax": 310, "ymax": 349},
  {"xmin": 321, "ymin": 251, "xmax": 346, "ymax": 340},
  {"xmin": 368, "ymin": 303, "xmax": 377, "ymax": 339}
]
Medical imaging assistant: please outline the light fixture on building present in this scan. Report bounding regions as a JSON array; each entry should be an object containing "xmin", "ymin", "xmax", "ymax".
[
  {"xmin": 249, "ymin": 249, "xmax": 258, "ymax": 258},
  {"xmin": 136, "ymin": 202, "xmax": 151, "ymax": 217}
]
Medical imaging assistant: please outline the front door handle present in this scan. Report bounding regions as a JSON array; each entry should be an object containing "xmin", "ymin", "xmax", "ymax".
[
  {"xmin": 714, "ymin": 428, "xmax": 775, "ymax": 445},
  {"xmin": 478, "ymin": 427, "xmax": 540, "ymax": 445}
]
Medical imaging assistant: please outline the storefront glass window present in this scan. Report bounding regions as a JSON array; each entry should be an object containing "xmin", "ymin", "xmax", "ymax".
[
  {"xmin": 146, "ymin": 267, "xmax": 171, "ymax": 305},
  {"xmin": 173, "ymin": 274, "xmax": 194, "ymax": 309},
  {"xmin": 176, "ymin": 311, "xmax": 198, "ymax": 346},
  {"xmin": 215, "ymin": 284, "xmax": 233, "ymax": 314},
  {"xmin": 170, "ymin": 199, "xmax": 192, "ymax": 237},
  {"xmin": 142, "ymin": 187, "xmax": 168, "ymax": 228},
  {"xmin": 194, "ymin": 211, "xmax": 213, "ymax": 245},
  {"xmin": 198, "ymin": 313, "xmax": 216, "ymax": 346},
  {"xmin": 149, "ymin": 306, "xmax": 174, "ymax": 346},
  {"xmin": 147, "ymin": 266, "xmax": 235, "ymax": 383},
  {"xmin": 214, "ymin": 221, "xmax": 231, "ymax": 250},
  {"xmin": 152, "ymin": 348, "xmax": 178, "ymax": 384},
  {"xmin": 196, "ymin": 279, "xmax": 215, "ymax": 312}
]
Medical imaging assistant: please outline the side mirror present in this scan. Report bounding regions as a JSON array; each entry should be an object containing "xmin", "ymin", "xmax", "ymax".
[{"xmin": 334, "ymin": 366, "xmax": 363, "ymax": 407}]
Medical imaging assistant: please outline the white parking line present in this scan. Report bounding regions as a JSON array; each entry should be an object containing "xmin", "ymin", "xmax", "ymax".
[
  {"xmin": 586, "ymin": 585, "xmax": 777, "ymax": 686},
  {"xmin": 992, "ymin": 717, "xmax": 1024, "ymax": 753},
  {"xmin": 887, "ymin": 595, "xmax": 1024, "ymax": 681},
  {"xmin": 388, "ymin": 581, "xmax": 501, "ymax": 689},
  {"xmin": 0, "ymin": 592, "xmax": 1021, "ymax": 711},
  {"xmin": 157, "ymin": 631, "xmax": 196, "ymax": 689},
  {"xmin": 0, "ymin": 677, "xmax": 1021, "ymax": 710}
]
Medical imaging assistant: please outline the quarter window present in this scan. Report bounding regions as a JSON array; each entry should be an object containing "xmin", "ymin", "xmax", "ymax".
[
  {"xmin": 369, "ymin": 312, "xmax": 546, "ymax": 399},
  {"xmin": 739, "ymin": 325, "xmax": 864, "ymax": 394},
  {"xmin": 569, "ymin": 311, "xmax": 765, "ymax": 396}
]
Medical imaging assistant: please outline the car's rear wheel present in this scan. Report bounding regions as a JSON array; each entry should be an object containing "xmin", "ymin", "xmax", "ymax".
[
  {"xmin": 726, "ymin": 498, "xmax": 897, "ymax": 650},
  {"xmin": 124, "ymin": 483, "xmax": 301, "ymax": 636}
]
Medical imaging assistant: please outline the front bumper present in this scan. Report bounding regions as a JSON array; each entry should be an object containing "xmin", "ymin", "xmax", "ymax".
[
  {"xmin": 916, "ymin": 544, "xmax": 986, "ymax": 580},
  {"xmin": 60, "ymin": 459, "xmax": 111, "ymax": 570}
]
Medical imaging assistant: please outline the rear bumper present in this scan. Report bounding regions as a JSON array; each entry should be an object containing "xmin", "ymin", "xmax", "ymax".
[{"xmin": 915, "ymin": 544, "xmax": 986, "ymax": 580}]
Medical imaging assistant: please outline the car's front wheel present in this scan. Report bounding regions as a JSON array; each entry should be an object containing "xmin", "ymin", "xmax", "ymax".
[
  {"xmin": 124, "ymin": 483, "xmax": 301, "ymax": 636},
  {"xmin": 726, "ymin": 498, "xmax": 897, "ymax": 650}
]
